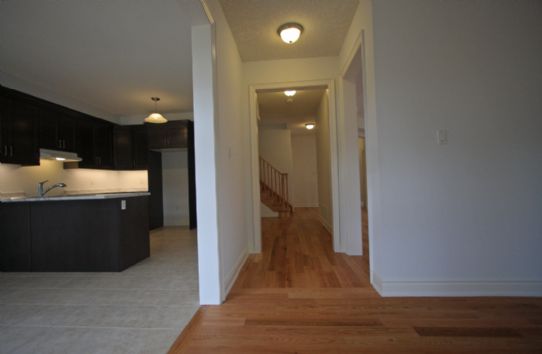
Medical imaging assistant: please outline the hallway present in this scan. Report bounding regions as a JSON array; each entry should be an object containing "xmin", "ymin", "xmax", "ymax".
[
  {"xmin": 169, "ymin": 209, "xmax": 542, "ymax": 354},
  {"xmin": 235, "ymin": 208, "xmax": 370, "ymax": 289}
]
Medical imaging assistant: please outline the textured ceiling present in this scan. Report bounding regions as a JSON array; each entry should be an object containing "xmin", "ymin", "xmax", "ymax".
[
  {"xmin": 258, "ymin": 88, "xmax": 325, "ymax": 134},
  {"xmin": 219, "ymin": 0, "xmax": 359, "ymax": 61},
  {"xmin": 0, "ymin": 0, "xmax": 207, "ymax": 117}
]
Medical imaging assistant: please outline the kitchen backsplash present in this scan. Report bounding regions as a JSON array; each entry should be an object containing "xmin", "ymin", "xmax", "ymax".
[{"xmin": 0, "ymin": 160, "xmax": 148, "ymax": 198}]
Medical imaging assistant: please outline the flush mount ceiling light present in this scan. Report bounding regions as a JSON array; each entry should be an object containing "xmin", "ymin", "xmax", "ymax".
[
  {"xmin": 144, "ymin": 97, "xmax": 168, "ymax": 124},
  {"xmin": 277, "ymin": 23, "xmax": 304, "ymax": 44},
  {"xmin": 305, "ymin": 123, "xmax": 316, "ymax": 130},
  {"xmin": 284, "ymin": 90, "xmax": 296, "ymax": 97}
]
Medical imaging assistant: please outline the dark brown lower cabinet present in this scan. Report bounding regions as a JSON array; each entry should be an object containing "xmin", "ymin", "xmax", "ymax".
[
  {"xmin": 0, "ymin": 203, "xmax": 32, "ymax": 271},
  {"xmin": 0, "ymin": 196, "xmax": 149, "ymax": 272}
]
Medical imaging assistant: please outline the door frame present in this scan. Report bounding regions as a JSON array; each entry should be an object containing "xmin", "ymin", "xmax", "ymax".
[{"xmin": 248, "ymin": 79, "xmax": 341, "ymax": 253}]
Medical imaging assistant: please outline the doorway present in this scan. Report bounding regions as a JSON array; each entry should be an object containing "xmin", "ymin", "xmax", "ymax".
[{"xmin": 248, "ymin": 80, "xmax": 340, "ymax": 254}]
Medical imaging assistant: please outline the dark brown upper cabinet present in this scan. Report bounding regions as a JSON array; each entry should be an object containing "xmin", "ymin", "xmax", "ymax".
[
  {"xmin": 147, "ymin": 120, "xmax": 189, "ymax": 149},
  {"xmin": 113, "ymin": 125, "xmax": 149, "ymax": 170},
  {"xmin": 131, "ymin": 125, "xmax": 149, "ymax": 170},
  {"xmin": 37, "ymin": 110, "xmax": 75, "ymax": 152},
  {"xmin": 70, "ymin": 117, "xmax": 114, "ymax": 170},
  {"xmin": 113, "ymin": 125, "xmax": 133, "ymax": 170},
  {"xmin": 92, "ymin": 121, "xmax": 114, "ymax": 169},
  {"xmin": 0, "ymin": 94, "xmax": 39, "ymax": 166}
]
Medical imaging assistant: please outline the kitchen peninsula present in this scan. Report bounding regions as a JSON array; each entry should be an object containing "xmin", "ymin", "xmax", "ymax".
[{"xmin": 0, "ymin": 192, "xmax": 150, "ymax": 272}]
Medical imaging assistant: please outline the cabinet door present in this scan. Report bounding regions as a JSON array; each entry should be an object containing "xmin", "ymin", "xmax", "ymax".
[
  {"xmin": 93, "ymin": 123, "xmax": 114, "ymax": 169},
  {"xmin": 38, "ymin": 110, "xmax": 59, "ymax": 150},
  {"xmin": 0, "ymin": 203, "xmax": 32, "ymax": 271},
  {"xmin": 74, "ymin": 119, "xmax": 95, "ymax": 168},
  {"xmin": 8, "ymin": 102, "xmax": 39, "ymax": 165},
  {"xmin": 0, "ymin": 95, "xmax": 9, "ymax": 162},
  {"xmin": 57, "ymin": 114, "xmax": 75, "ymax": 151},
  {"xmin": 166, "ymin": 121, "xmax": 189, "ymax": 148},
  {"xmin": 113, "ymin": 125, "xmax": 133, "ymax": 170},
  {"xmin": 146, "ymin": 123, "xmax": 167, "ymax": 149},
  {"xmin": 132, "ymin": 125, "xmax": 148, "ymax": 169}
]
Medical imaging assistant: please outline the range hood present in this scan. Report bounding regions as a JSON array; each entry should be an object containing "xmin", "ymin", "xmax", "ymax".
[{"xmin": 40, "ymin": 149, "xmax": 82, "ymax": 162}]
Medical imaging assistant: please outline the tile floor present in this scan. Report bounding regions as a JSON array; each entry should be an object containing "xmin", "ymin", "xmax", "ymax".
[{"xmin": 0, "ymin": 227, "xmax": 199, "ymax": 354}]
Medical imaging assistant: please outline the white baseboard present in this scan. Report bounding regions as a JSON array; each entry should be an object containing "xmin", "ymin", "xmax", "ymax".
[
  {"xmin": 222, "ymin": 249, "xmax": 248, "ymax": 301},
  {"xmin": 372, "ymin": 273, "xmax": 542, "ymax": 297},
  {"xmin": 318, "ymin": 214, "xmax": 333, "ymax": 235}
]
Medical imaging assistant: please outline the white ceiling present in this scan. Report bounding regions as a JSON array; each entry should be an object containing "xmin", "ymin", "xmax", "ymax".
[
  {"xmin": 258, "ymin": 87, "xmax": 325, "ymax": 134},
  {"xmin": 219, "ymin": 0, "xmax": 359, "ymax": 62},
  {"xmin": 0, "ymin": 0, "xmax": 207, "ymax": 118}
]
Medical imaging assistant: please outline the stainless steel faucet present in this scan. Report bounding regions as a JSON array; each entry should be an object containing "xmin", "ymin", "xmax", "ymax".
[{"xmin": 37, "ymin": 180, "xmax": 67, "ymax": 197}]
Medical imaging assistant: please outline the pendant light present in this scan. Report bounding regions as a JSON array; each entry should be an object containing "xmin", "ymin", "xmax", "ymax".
[{"xmin": 144, "ymin": 97, "xmax": 168, "ymax": 124}]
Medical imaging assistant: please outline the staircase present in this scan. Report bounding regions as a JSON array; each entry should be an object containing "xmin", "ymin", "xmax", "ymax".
[{"xmin": 260, "ymin": 157, "xmax": 293, "ymax": 216}]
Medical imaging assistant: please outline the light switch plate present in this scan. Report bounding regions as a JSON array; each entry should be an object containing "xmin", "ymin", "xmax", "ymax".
[{"xmin": 436, "ymin": 129, "xmax": 448, "ymax": 145}]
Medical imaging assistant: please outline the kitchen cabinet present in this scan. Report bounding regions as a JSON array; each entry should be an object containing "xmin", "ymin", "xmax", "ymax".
[
  {"xmin": 38, "ymin": 110, "xmax": 75, "ymax": 151},
  {"xmin": 70, "ymin": 118, "xmax": 114, "ymax": 170},
  {"xmin": 132, "ymin": 125, "xmax": 149, "ymax": 169},
  {"xmin": 0, "ymin": 94, "xmax": 39, "ymax": 165},
  {"xmin": 147, "ymin": 120, "xmax": 189, "ymax": 149},
  {"xmin": 148, "ymin": 151, "xmax": 164, "ymax": 230},
  {"xmin": 0, "ymin": 203, "xmax": 32, "ymax": 271},
  {"xmin": 0, "ymin": 195, "xmax": 150, "ymax": 272},
  {"xmin": 113, "ymin": 125, "xmax": 148, "ymax": 170},
  {"xmin": 93, "ymin": 122, "xmax": 114, "ymax": 169},
  {"xmin": 113, "ymin": 125, "xmax": 133, "ymax": 170},
  {"xmin": 74, "ymin": 117, "xmax": 95, "ymax": 169}
]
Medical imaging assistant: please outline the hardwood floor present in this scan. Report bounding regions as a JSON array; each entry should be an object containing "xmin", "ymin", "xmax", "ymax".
[{"xmin": 169, "ymin": 208, "xmax": 542, "ymax": 353}]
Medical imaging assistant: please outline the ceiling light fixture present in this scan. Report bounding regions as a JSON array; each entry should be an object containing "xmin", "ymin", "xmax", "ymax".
[
  {"xmin": 144, "ymin": 97, "xmax": 168, "ymax": 124},
  {"xmin": 284, "ymin": 90, "xmax": 296, "ymax": 97},
  {"xmin": 277, "ymin": 23, "xmax": 304, "ymax": 44},
  {"xmin": 305, "ymin": 123, "xmax": 315, "ymax": 130}
]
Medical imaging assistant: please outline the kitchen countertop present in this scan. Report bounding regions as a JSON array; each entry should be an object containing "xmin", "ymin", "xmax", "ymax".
[{"xmin": 0, "ymin": 191, "xmax": 150, "ymax": 203}]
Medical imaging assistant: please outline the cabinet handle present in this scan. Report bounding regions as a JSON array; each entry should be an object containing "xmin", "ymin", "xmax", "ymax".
[
  {"xmin": 10, "ymin": 145, "xmax": 13, "ymax": 157},
  {"xmin": 3, "ymin": 145, "xmax": 7, "ymax": 156}
]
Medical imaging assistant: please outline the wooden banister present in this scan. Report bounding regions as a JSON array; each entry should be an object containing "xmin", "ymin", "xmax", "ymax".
[{"xmin": 259, "ymin": 157, "xmax": 293, "ymax": 214}]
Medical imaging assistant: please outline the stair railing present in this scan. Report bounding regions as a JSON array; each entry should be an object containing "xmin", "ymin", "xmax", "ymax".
[{"xmin": 259, "ymin": 157, "xmax": 293, "ymax": 213}]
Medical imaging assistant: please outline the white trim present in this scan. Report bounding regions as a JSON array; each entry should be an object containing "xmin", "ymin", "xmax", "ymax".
[
  {"xmin": 318, "ymin": 214, "xmax": 333, "ymax": 235},
  {"xmin": 372, "ymin": 274, "xmax": 542, "ymax": 297},
  {"xmin": 248, "ymin": 79, "xmax": 341, "ymax": 254},
  {"xmin": 222, "ymin": 249, "xmax": 249, "ymax": 300},
  {"xmin": 340, "ymin": 28, "xmax": 381, "ymax": 283}
]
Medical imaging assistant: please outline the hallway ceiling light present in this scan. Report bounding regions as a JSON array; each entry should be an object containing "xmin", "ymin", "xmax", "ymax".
[
  {"xmin": 284, "ymin": 90, "xmax": 296, "ymax": 97},
  {"xmin": 144, "ymin": 97, "xmax": 168, "ymax": 124},
  {"xmin": 277, "ymin": 23, "xmax": 303, "ymax": 44},
  {"xmin": 305, "ymin": 123, "xmax": 315, "ymax": 130}
]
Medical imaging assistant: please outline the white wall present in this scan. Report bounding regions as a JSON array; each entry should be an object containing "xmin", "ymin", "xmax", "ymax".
[
  {"xmin": 370, "ymin": 0, "xmax": 542, "ymax": 296},
  {"xmin": 0, "ymin": 160, "xmax": 147, "ymax": 198},
  {"xmin": 198, "ymin": 0, "xmax": 249, "ymax": 302},
  {"xmin": 191, "ymin": 22, "xmax": 221, "ymax": 305},
  {"xmin": 161, "ymin": 150, "xmax": 189, "ymax": 226},
  {"xmin": 291, "ymin": 134, "xmax": 319, "ymax": 208},
  {"xmin": 315, "ymin": 93, "xmax": 333, "ymax": 232}
]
